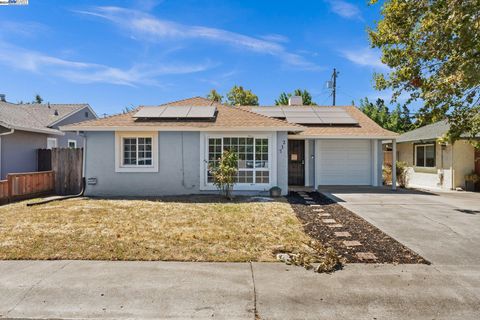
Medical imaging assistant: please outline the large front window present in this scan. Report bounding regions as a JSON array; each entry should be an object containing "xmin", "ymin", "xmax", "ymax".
[
  {"xmin": 207, "ymin": 137, "xmax": 270, "ymax": 184},
  {"xmin": 415, "ymin": 144, "xmax": 435, "ymax": 167},
  {"xmin": 122, "ymin": 137, "xmax": 152, "ymax": 166}
]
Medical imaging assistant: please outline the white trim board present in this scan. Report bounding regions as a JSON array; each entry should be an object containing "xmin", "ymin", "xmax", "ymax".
[{"xmin": 114, "ymin": 131, "xmax": 159, "ymax": 173}]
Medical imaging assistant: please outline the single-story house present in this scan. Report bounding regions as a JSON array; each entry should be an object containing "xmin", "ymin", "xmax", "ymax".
[
  {"xmin": 0, "ymin": 95, "xmax": 97, "ymax": 179},
  {"xmin": 62, "ymin": 97, "xmax": 397, "ymax": 197},
  {"xmin": 388, "ymin": 120, "xmax": 479, "ymax": 191}
]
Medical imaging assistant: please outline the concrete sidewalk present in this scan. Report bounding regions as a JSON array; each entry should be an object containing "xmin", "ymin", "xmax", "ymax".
[{"xmin": 1, "ymin": 260, "xmax": 480, "ymax": 319}]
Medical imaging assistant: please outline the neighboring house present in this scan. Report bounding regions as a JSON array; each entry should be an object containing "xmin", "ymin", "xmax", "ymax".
[
  {"xmin": 392, "ymin": 120, "xmax": 479, "ymax": 191},
  {"xmin": 62, "ymin": 97, "xmax": 396, "ymax": 197},
  {"xmin": 0, "ymin": 97, "xmax": 97, "ymax": 179}
]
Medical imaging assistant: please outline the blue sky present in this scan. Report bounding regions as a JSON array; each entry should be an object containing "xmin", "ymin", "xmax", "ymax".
[{"xmin": 0, "ymin": 0, "xmax": 392, "ymax": 116}]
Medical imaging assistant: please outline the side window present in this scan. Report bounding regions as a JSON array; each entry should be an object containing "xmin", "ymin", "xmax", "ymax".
[
  {"xmin": 47, "ymin": 138, "xmax": 57, "ymax": 150},
  {"xmin": 415, "ymin": 144, "xmax": 435, "ymax": 167},
  {"xmin": 68, "ymin": 140, "xmax": 77, "ymax": 148}
]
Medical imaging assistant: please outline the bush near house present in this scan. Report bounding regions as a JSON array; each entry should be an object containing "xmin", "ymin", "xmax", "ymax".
[{"xmin": 383, "ymin": 161, "xmax": 409, "ymax": 188}]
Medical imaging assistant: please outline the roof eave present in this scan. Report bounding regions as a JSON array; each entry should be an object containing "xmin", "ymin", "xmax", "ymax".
[
  {"xmin": 289, "ymin": 134, "xmax": 399, "ymax": 140},
  {"xmin": 60, "ymin": 125, "xmax": 303, "ymax": 132}
]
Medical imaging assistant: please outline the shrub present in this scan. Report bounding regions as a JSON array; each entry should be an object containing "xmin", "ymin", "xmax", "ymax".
[
  {"xmin": 209, "ymin": 150, "xmax": 238, "ymax": 200},
  {"xmin": 465, "ymin": 172, "xmax": 480, "ymax": 183},
  {"xmin": 383, "ymin": 161, "xmax": 409, "ymax": 188}
]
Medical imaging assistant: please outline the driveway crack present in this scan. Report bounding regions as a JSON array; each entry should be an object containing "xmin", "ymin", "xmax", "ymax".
[
  {"xmin": 5, "ymin": 260, "xmax": 73, "ymax": 316},
  {"xmin": 418, "ymin": 213, "xmax": 461, "ymax": 236}
]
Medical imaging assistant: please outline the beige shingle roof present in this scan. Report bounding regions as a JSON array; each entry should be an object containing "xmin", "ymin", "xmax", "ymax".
[
  {"xmin": 62, "ymin": 97, "xmax": 304, "ymax": 132},
  {"xmin": 62, "ymin": 97, "xmax": 396, "ymax": 138}
]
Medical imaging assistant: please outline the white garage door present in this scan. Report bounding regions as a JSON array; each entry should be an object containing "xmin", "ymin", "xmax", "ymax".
[{"xmin": 316, "ymin": 140, "xmax": 372, "ymax": 185}]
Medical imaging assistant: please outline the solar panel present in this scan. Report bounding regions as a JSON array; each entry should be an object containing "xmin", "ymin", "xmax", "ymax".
[
  {"xmin": 186, "ymin": 106, "xmax": 217, "ymax": 118},
  {"xmin": 321, "ymin": 117, "xmax": 358, "ymax": 124},
  {"xmin": 286, "ymin": 117, "xmax": 324, "ymax": 124},
  {"xmin": 133, "ymin": 106, "xmax": 166, "ymax": 118},
  {"xmin": 314, "ymin": 109, "xmax": 358, "ymax": 124},
  {"xmin": 159, "ymin": 106, "xmax": 191, "ymax": 118},
  {"xmin": 248, "ymin": 106, "xmax": 359, "ymax": 125},
  {"xmin": 133, "ymin": 106, "xmax": 217, "ymax": 119}
]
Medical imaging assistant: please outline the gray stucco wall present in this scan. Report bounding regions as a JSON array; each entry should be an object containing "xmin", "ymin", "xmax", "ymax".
[
  {"xmin": 0, "ymin": 130, "xmax": 48, "ymax": 179},
  {"xmin": 84, "ymin": 130, "xmax": 289, "ymax": 197},
  {"xmin": 52, "ymin": 107, "xmax": 96, "ymax": 147},
  {"xmin": 84, "ymin": 131, "xmax": 200, "ymax": 196}
]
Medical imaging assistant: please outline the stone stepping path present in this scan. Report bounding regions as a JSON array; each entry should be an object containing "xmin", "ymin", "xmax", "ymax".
[
  {"xmin": 356, "ymin": 252, "xmax": 378, "ymax": 261},
  {"xmin": 334, "ymin": 231, "xmax": 351, "ymax": 238},
  {"xmin": 343, "ymin": 240, "xmax": 362, "ymax": 247},
  {"xmin": 322, "ymin": 219, "xmax": 337, "ymax": 224},
  {"xmin": 327, "ymin": 224, "xmax": 343, "ymax": 228},
  {"xmin": 298, "ymin": 192, "xmax": 369, "ymax": 260}
]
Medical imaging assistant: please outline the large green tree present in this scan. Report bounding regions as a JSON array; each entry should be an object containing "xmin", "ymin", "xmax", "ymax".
[
  {"xmin": 275, "ymin": 89, "xmax": 315, "ymax": 105},
  {"xmin": 226, "ymin": 85, "xmax": 259, "ymax": 106},
  {"xmin": 207, "ymin": 89, "xmax": 223, "ymax": 103},
  {"xmin": 359, "ymin": 97, "xmax": 413, "ymax": 133},
  {"xmin": 368, "ymin": 0, "xmax": 480, "ymax": 143}
]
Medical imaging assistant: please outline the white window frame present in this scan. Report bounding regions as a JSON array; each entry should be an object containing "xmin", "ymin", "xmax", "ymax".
[
  {"xmin": 414, "ymin": 143, "xmax": 435, "ymax": 168},
  {"xmin": 199, "ymin": 132, "xmax": 277, "ymax": 191},
  {"xmin": 115, "ymin": 131, "xmax": 158, "ymax": 173},
  {"xmin": 68, "ymin": 139, "xmax": 77, "ymax": 148},
  {"xmin": 47, "ymin": 137, "xmax": 57, "ymax": 149}
]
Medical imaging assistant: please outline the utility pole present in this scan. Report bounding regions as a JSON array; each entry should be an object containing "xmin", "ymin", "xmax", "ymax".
[{"xmin": 332, "ymin": 68, "xmax": 338, "ymax": 106}]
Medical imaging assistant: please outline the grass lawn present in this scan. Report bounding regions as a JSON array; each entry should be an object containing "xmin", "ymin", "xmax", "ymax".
[{"xmin": 0, "ymin": 196, "xmax": 316, "ymax": 262}]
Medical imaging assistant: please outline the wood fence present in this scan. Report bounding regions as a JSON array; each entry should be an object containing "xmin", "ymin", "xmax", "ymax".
[
  {"xmin": 51, "ymin": 148, "xmax": 83, "ymax": 195},
  {"xmin": 384, "ymin": 151, "xmax": 393, "ymax": 166},
  {"xmin": 0, "ymin": 171, "xmax": 55, "ymax": 204}
]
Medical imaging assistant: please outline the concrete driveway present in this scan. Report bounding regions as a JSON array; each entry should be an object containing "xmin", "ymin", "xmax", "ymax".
[{"xmin": 320, "ymin": 186, "xmax": 480, "ymax": 265}]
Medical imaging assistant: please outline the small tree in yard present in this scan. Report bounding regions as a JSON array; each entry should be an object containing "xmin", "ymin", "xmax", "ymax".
[{"xmin": 210, "ymin": 150, "xmax": 238, "ymax": 200}]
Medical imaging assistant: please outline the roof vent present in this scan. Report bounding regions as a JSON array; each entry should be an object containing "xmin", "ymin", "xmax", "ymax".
[
  {"xmin": 288, "ymin": 96, "xmax": 303, "ymax": 106},
  {"xmin": 54, "ymin": 109, "xmax": 59, "ymax": 116},
  {"xmin": 0, "ymin": 94, "xmax": 5, "ymax": 102}
]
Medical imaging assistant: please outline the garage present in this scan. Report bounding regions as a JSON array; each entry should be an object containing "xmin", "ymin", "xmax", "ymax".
[{"xmin": 315, "ymin": 139, "xmax": 372, "ymax": 185}]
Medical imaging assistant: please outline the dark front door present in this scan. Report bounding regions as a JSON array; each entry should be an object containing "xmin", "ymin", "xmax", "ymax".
[
  {"xmin": 475, "ymin": 149, "xmax": 480, "ymax": 192},
  {"xmin": 288, "ymin": 140, "xmax": 305, "ymax": 186}
]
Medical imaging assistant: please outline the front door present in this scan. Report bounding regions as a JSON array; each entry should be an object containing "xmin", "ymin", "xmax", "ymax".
[
  {"xmin": 475, "ymin": 149, "xmax": 480, "ymax": 192},
  {"xmin": 288, "ymin": 140, "xmax": 305, "ymax": 186}
]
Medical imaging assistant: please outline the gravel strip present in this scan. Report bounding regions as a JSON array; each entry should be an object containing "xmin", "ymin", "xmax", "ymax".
[{"xmin": 287, "ymin": 191, "xmax": 430, "ymax": 264}]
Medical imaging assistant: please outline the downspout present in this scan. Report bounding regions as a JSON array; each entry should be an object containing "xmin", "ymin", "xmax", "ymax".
[
  {"xmin": 27, "ymin": 131, "xmax": 86, "ymax": 206},
  {"xmin": 81, "ymin": 131, "xmax": 86, "ymax": 195},
  {"xmin": 0, "ymin": 128, "xmax": 15, "ymax": 180}
]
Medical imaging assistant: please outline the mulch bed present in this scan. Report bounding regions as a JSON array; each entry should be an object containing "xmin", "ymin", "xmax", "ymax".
[{"xmin": 287, "ymin": 191, "xmax": 430, "ymax": 264}]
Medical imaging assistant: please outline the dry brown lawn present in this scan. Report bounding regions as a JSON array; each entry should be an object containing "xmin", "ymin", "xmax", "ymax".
[{"xmin": 0, "ymin": 196, "xmax": 315, "ymax": 261}]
